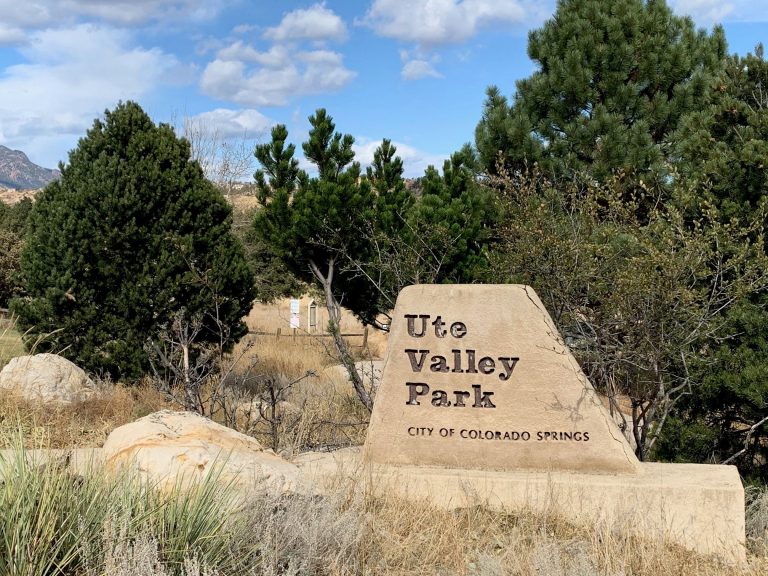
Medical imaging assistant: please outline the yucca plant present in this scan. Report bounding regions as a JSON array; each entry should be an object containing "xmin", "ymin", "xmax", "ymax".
[
  {"xmin": 0, "ymin": 443, "xmax": 110, "ymax": 575},
  {"xmin": 0, "ymin": 433, "xmax": 256, "ymax": 576}
]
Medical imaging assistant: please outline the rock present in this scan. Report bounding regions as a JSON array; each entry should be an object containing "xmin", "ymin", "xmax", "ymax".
[
  {"xmin": 324, "ymin": 360, "xmax": 384, "ymax": 389},
  {"xmin": 0, "ymin": 354, "xmax": 97, "ymax": 404},
  {"xmin": 102, "ymin": 410, "xmax": 303, "ymax": 493}
]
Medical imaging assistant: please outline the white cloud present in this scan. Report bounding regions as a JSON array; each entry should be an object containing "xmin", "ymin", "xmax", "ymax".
[
  {"xmin": 217, "ymin": 42, "xmax": 291, "ymax": 68},
  {"xmin": 399, "ymin": 49, "xmax": 443, "ymax": 80},
  {"xmin": 401, "ymin": 59, "xmax": 443, "ymax": 80},
  {"xmin": 232, "ymin": 23, "xmax": 258, "ymax": 35},
  {"xmin": 201, "ymin": 4, "xmax": 353, "ymax": 108},
  {"xmin": 186, "ymin": 108, "xmax": 273, "ymax": 138},
  {"xmin": 201, "ymin": 48, "xmax": 355, "ymax": 107},
  {"xmin": 670, "ymin": 0, "xmax": 735, "ymax": 23},
  {"xmin": 0, "ymin": 24, "xmax": 181, "ymax": 167},
  {"xmin": 668, "ymin": 1, "xmax": 768, "ymax": 23},
  {"xmin": 0, "ymin": 1, "xmax": 51, "ymax": 29},
  {"xmin": 0, "ymin": 25, "xmax": 28, "ymax": 46},
  {"xmin": 200, "ymin": 41, "xmax": 355, "ymax": 106},
  {"xmin": 362, "ymin": 0, "xmax": 532, "ymax": 45},
  {"xmin": 0, "ymin": 0, "xmax": 223, "ymax": 37},
  {"xmin": 354, "ymin": 138, "xmax": 448, "ymax": 178},
  {"xmin": 264, "ymin": 3, "xmax": 347, "ymax": 42}
]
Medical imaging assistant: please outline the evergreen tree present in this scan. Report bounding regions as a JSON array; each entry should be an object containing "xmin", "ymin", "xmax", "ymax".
[
  {"xmin": 407, "ymin": 145, "xmax": 495, "ymax": 283},
  {"xmin": 0, "ymin": 198, "xmax": 33, "ymax": 236},
  {"xmin": 673, "ymin": 47, "xmax": 768, "ymax": 218},
  {"xmin": 253, "ymin": 124, "xmax": 306, "ymax": 206},
  {"xmin": 0, "ymin": 199, "xmax": 33, "ymax": 307},
  {"xmin": 366, "ymin": 139, "xmax": 413, "ymax": 234},
  {"xmin": 476, "ymin": 0, "xmax": 726, "ymax": 183},
  {"xmin": 656, "ymin": 47, "xmax": 768, "ymax": 478},
  {"xmin": 255, "ymin": 109, "xmax": 377, "ymax": 409},
  {"xmin": 254, "ymin": 112, "xmax": 497, "ymax": 410},
  {"xmin": 12, "ymin": 102, "xmax": 255, "ymax": 379},
  {"xmin": 302, "ymin": 108, "xmax": 355, "ymax": 182}
]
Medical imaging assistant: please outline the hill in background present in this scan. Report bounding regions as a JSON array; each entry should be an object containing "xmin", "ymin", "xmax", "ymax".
[{"xmin": 0, "ymin": 145, "xmax": 60, "ymax": 190}]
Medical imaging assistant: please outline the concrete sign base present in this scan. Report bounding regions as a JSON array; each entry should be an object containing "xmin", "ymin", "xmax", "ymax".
[{"xmin": 297, "ymin": 448, "xmax": 746, "ymax": 564}]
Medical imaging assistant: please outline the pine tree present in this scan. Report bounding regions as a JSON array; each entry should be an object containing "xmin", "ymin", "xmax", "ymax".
[
  {"xmin": 656, "ymin": 47, "xmax": 768, "ymax": 478},
  {"xmin": 254, "ymin": 110, "xmax": 377, "ymax": 410},
  {"xmin": 476, "ymin": 0, "xmax": 727, "ymax": 183},
  {"xmin": 673, "ymin": 48, "xmax": 768, "ymax": 218},
  {"xmin": 253, "ymin": 124, "xmax": 306, "ymax": 206},
  {"xmin": 366, "ymin": 139, "xmax": 413, "ymax": 234},
  {"xmin": 407, "ymin": 144, "xmax": 496, "ymax": 282},
  {"xmin": 254, "ymin": 113, "xmax": 497, "ymax": 410},
  {"xmin": 12, "ymin": 102, "xmax": 255, "ymax": 379}
]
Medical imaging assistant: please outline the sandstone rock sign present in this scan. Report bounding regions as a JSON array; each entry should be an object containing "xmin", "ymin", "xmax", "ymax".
[
  {"xmin": 354, "ymin": 285, "xmax": 745, "ymax": 563},
  {"xmin": 364, "ymin": 284, "xmax": 638, "ymax": 474}
]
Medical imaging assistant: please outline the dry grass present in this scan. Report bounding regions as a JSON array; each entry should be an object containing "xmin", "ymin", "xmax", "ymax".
[
  {"xmin": 0, "ymin": 310, "xmax": 372, "ymax": 452},
  {"xmin": 242, "ymin": 475, "xmax": 768, "ymax": 576},
  {"xmin": 207, "ymin": 333, "xmax": 371, "ymax": 453},
  {"xmin": 5, "ymin": 302, "xmax": 765, "ymax": 575},
  {"xmin": 0, "ymin": 318, "xmax": 25, "ymax": 369},
  {"xmin": 244, "ymin": 297, "xmax": 389, "ymax": 360},
  {"xmin": 0, "ymin": 382, "xmax": 170, "ymax": 449},
  {"xmin": 0, "ymin": 186, "xmax": 37, "ymax": 204},
  {"xmin": 1, "ymin": 429, "xmax": 767, "ymax": 576}
]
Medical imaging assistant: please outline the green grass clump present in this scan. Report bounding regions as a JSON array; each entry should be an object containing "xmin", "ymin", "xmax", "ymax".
[{"xmin": 0, "ymin": 436, "xmax": 254, "ymax": 576}]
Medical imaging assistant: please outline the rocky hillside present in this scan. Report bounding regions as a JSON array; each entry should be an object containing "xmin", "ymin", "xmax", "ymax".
[{"xmin": 0, "ymin": 146, "xmax": 59, "ymax": 190}]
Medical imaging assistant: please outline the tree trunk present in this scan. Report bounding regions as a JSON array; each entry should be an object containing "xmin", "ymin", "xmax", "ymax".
[{"xmin": 310, "ymin": 258, "xmax": 374, "ymax": 412}]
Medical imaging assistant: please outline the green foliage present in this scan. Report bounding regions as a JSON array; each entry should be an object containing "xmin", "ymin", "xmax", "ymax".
[
  {"xmin": 656, "ymin": 297, "xmax": 768, "ymax": 480},
  {"xmin": 0, "ymin": 199, "xmax": 33, "ymax": 307},
  {"xmin": 255, "ymin": 110, "xmax": 380, "ymax": 325},
  {"xmin": 12, "ymin": 101, "xmax": 255, "ymax": 379},
  {"xmin": 301, "ymin": 108, "xmax": 356, "ymax": 181},
  {"xmin": 253, "ymin": 124, "xmax": 306, "ymax": 206},
  {"xmin": 366, "ymin": 138, "xmax": 413, "ymax": 234},
  {"xmin": 0, "ymin": 229, "xmax": 23, "ymax": 308},
  {"xmin": 489, "ymin": 168, "xmax": 768, "ymax": 459},
  {"xmin": 476, "ymin": 0, "xmax": 726, "ymax": 183},
  {"xmin": 652, "ymin": 46, "xmax": 768, "ymax": 478},
  {"xmin": 0, "ymin": 197, "xmax": 33, "ymax": 235},
  {"xmin": 254, "ymin": 112, "xmax": 495, "ymax": 326},
  {"xmin": 232, "ymin": 207, "xmax": 304, "ymax": 304},
  {"xmin": 473, "ymin": 0, "xmax": 768, "ymax": 474},
  {"xmin": 0, "ymin": 437, "xmax": 254, "ymax": 575},
  {"xmin": 407, "ymin": 145, "xmax": 495, "ymax": 283},
  {"xmin": 674, "ymin": 47, "xmax": 768, "ymax": 219}
]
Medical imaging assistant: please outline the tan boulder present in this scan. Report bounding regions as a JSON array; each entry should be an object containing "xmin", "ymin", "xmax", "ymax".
[
  {"xmin": 102, "ymin": 410, "xmax": 303, "ymax": 493},
  {"xmin": 0, "ymin": 353, "xmax": 97, "ymax": 404}
]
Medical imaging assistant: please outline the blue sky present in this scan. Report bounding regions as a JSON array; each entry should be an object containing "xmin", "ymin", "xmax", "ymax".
[{"xmin": 0, "ymin": 1, "xmax": 767, "ymax": 178}]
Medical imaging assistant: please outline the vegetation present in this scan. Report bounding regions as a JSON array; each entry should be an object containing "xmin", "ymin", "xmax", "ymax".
[
  {"xmin": 11, "ymin": 102, "xmax": 255, "ymax": 380},
  {"xmin": 0, "ymin": 430, "xmax": 766, "ymax": 576},
  {"xmin": 476, "ymin": 0, "xmax": 726, "ymax": 185},
  {"xmin": 0, "ymin": 0, "xmax": 767, "ymax": 572},
  {"xmin": 0, "ymin": 198, "xmax": 32, "ymax": 307},
  {"xmin": 253, "ymin": 111, "xmax": 495, "ymax": 410},
  {"xmin": 0, "ymin": 439, "xmax": 254, "ymax": 576},
  {"xmin": 488, "ymin": 167, "xmax": 768, "ymax": 460},
  {"xmin": 474, "ymin": 0, "xmax": 768, "ymax": 479}
]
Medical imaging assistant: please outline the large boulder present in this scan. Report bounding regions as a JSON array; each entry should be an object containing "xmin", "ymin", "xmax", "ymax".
[
  {"xmin": 102, "ymin": 410, "xmax": 303, "ymax": 493},
  {"xmin": 0, "ymin": 353, "xmax": 97, "ymax": 404}
]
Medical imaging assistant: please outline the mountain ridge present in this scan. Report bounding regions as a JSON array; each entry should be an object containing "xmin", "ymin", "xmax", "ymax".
[{"xmin": 0, "ymin": 145, "xmax": 60, "ymax": 190}]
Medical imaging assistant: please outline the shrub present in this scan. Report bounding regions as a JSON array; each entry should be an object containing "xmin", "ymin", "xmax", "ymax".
[{"xmin": 12, "ymin": 101, "xmax": 255, "ymax": 379}]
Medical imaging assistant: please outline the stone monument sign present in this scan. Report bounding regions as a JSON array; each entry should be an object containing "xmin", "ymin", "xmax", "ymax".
[{"xmin": 364, "ymin": 284, "xmax": 640, "ymax": 474}]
